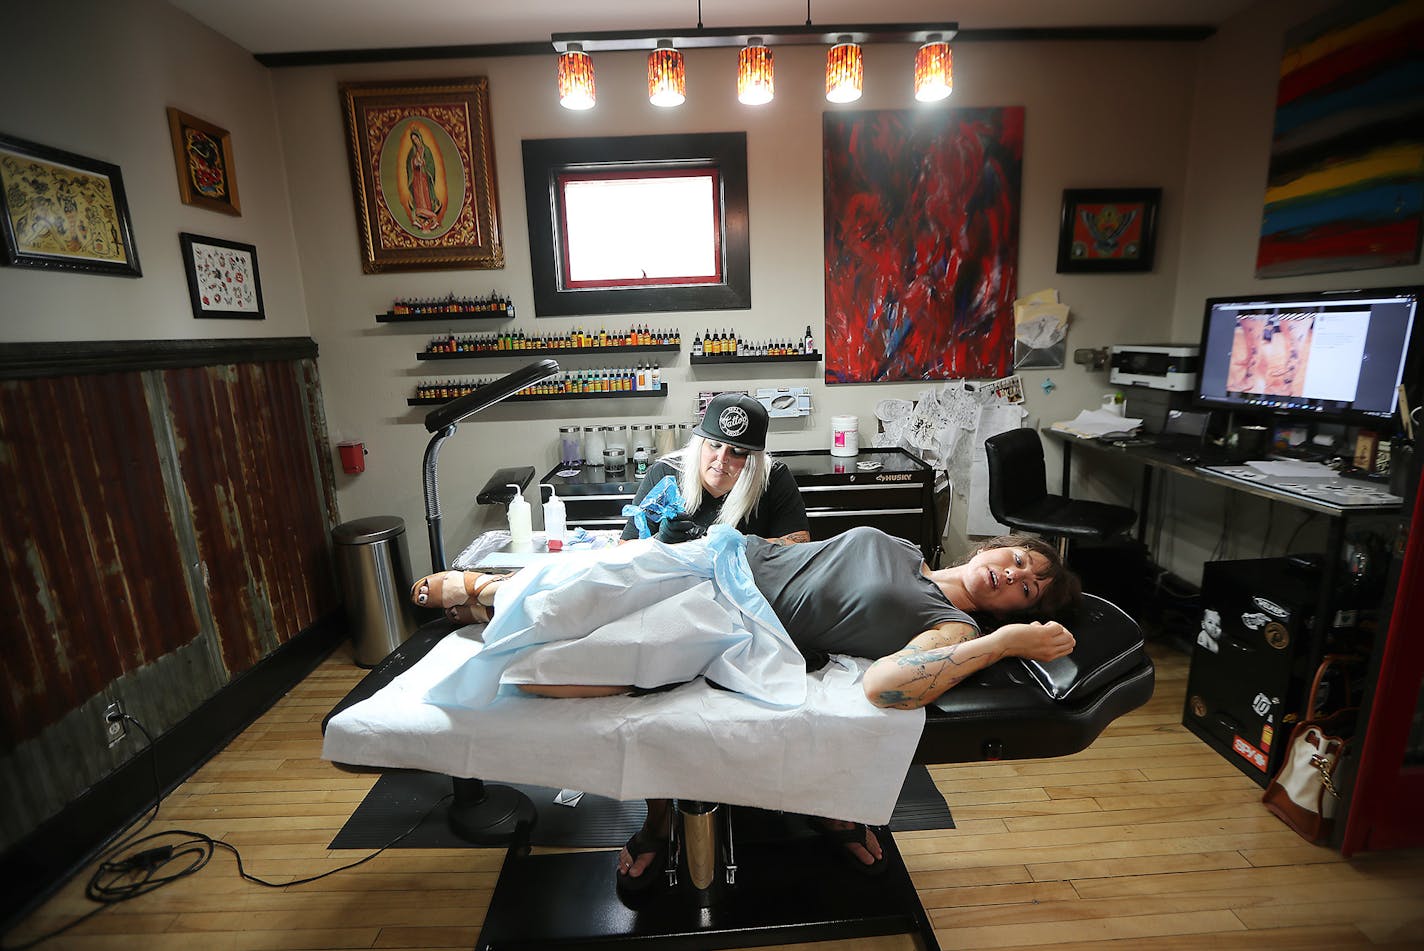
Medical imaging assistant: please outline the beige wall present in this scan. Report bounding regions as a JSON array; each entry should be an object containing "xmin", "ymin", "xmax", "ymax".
[
  {"xmin": 0, "ymin": 0, "xmax": 310, "ymax": 341},
  {"xmin": 271, "ymin": 38, "xmax": 1200, "ymax": 572}
]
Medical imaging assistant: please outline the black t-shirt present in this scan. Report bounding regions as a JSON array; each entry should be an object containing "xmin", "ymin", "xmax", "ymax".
[{"xmin": 620, "ymin": 459, "xmax": 809, "ymax": 541}]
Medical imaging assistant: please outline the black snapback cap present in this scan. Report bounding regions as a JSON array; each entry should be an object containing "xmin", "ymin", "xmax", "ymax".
[{"xmin": 694, "ymin": 392, "xmax": 769, "ymax": 451}]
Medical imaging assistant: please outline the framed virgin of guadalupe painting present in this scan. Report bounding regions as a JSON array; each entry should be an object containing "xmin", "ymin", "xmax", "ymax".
[{"xmin": 339, "ymin": 77, "xmax": 504, "ymax": 273}]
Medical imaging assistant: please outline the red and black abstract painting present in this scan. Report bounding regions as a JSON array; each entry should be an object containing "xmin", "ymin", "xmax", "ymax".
[{"xmin": 823, "ymin": 107, "xmax": 1023, "ymax": 384}]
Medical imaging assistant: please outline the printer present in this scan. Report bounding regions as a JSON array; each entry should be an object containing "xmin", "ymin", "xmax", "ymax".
[{"xmin": 1109, "ymin": 344, "xmax": 1199, "ymax": 392}]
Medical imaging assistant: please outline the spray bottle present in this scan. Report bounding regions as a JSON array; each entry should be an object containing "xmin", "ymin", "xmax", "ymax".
[
  {"xmin": 506, "ymin": 484, "xmax": 532, "ymax": 552},
  {"xmin": 541, "ymin": 483, "xmax": 566, "ymax": 552}
]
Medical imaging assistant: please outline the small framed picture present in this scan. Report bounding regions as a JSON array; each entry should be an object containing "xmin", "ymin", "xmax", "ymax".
[
  {"xmin": 1056, "ymin": 187, "xmax": 1161, "ymax": 273},
  {"xmin": 179, "ymin": 232, "xmax": 264, "ymax": 319},
  {"xmin": 167, "ymin": 108, "xmax": 241, "ymax": 216},
  {"xmin": 0, "ymin": 131, "xmax": 142, "ymax": 277}
]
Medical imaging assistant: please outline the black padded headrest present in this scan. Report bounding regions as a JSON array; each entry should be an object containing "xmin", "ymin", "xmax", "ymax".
[{"xmin": 1017, "ymin": 595, "xmax": 1145, "ymax": 700}]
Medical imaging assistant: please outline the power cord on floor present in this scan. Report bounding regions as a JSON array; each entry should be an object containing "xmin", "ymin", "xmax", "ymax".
[{"xmin": 2, "ymin": 712, "xmax": 451, "ymax": 950}]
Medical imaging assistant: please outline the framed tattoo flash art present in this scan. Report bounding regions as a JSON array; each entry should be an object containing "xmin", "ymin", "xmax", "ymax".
[
  {"xmin": 1056, "ymin": 188, "xmax": 1161, "ymax": 273},
  {"xmin": 340, "ymin": 76, "xmax": 504, "ymax": 273},
  {"xmin": 179, "ymin": 232, "xmax": 264, "ymax": 319},
  {"xmin": 0, "ymin": 132, "xmax": 142, "ymax": 277},
  {"xmin": 166, "ymin": 108, "xmax": 241, "ymax": 216}
]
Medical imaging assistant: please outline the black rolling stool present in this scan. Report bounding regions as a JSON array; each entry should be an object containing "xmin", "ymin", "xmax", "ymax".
[{"xmin": 984, "ymin": 428, "xmax": 1137, "ymax": 560}]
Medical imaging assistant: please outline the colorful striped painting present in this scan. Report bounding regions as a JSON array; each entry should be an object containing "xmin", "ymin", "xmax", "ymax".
[
  {"xmin": 823, "ymin": 108, "xmax": 1022, "ymax": 384},
  {"xmin": 1255, "ymin": 0, "xmax": 1424, "ymax": 278}
]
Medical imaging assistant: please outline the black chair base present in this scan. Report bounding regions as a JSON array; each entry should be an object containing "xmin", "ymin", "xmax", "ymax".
[{"xmin": 474, "ymin": 816, "xmax": 938, "ymax": 951}]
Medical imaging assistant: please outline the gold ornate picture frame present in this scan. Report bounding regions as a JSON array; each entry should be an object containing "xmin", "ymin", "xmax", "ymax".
[
  {"xmin": 340, "ymin": 77, "xmax": 504, "ymax": 273},
  {"xmin": 166, "ymin": 108, "xmax": 241, "ymax": 216}
]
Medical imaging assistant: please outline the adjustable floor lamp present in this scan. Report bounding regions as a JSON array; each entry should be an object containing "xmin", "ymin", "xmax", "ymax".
[{"xmin": 421, "ymin": 358, "xmax": 560, "ymax": 844}]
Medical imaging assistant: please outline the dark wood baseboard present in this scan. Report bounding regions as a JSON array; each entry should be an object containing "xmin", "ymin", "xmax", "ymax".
[{"xmin": 0, "ymin": 613, "xmax": 347, "ymax": 933}]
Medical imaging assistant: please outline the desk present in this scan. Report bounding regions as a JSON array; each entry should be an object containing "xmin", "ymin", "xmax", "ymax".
[
  {"xmin": 1050, "ymin": 431, "xmax": 1403, "ymax": 525},
  {"xmin": 1048, "ymin": 428, "xmax": 1405, "ymax": 802},
  {"xmin": 1048, "ymin": 430, "xmax": 1402, "ymax": 647}
]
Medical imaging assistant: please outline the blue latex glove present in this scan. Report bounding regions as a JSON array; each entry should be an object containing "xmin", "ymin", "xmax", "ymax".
[{"xmin": 620, "ymin": 475, "xmax": 687, "ymax": 539}]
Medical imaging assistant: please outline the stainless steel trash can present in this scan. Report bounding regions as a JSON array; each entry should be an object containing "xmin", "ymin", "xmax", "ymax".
[{"xmin": 333, "ymin": 516, "xmax": 419, "ymax": 667}]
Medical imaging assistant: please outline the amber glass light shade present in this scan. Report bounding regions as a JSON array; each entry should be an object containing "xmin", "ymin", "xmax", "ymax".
[
  {"xmin": 737, "ymin": 39, "xmax": 774, "ymax": 105},
  {"xmin": 914, "ymin": 37, "xmax": 952, "ymax": 102},
  {"xmin": 648, "ymin": 40, "xmax": 686, "ymax": 107},
  {"xmin": 825, "ymin": 37, "xmax": 863, "ymax": 103},
  {"xmin": 557, "ymin": 43, "xmax": 596, "ymax": 110}
]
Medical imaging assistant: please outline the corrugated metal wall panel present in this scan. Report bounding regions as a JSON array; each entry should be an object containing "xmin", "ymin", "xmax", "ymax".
[
  {"xmin": 0, "ymin": 374, "xmax": 199, "ymax": 750},
  {"xmin": 164, "ymin": 361, "xmax": 338, "ymax": 675},
  {"xmin": 0, "ymin": 343, "xmax": 338, "ymax": 848}
]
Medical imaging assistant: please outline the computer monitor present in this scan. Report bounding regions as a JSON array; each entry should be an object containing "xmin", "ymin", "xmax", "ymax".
[{"xmin": 1193, "ymin": 285, "xmax": 1421, "ymax": 428}]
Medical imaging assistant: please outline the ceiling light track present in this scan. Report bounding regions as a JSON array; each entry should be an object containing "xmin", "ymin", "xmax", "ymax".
[
  {"xmin": 550, "ymin": 23, "xmax": 957, "ymax": 54},
  {"xmin": 254, "ymin": 27, "xmax": 1215, "ymax": 69}
]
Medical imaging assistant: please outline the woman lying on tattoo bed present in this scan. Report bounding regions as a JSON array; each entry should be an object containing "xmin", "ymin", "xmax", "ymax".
[{"xmin": 412, "ymin": 527, "xmax": 1080, "ymax": 883}]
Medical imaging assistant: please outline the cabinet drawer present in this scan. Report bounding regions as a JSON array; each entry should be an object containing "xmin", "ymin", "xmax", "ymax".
[{"xmin": 797, "ymin": 482, "xmax": 927, "ymax": 511}]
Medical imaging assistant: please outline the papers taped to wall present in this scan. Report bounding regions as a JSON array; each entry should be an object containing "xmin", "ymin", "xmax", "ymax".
[{"xmin": 871, "ymin": 378, "xmax": 1026, "ymax": 529}]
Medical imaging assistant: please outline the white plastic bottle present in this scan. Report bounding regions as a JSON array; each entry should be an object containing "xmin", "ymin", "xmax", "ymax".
[
  {"xmin": 506, "ymin": 484, "xmax": 532, "ymax": 552},
  {"xmin": 541, "ymin": 483, "xmax": 566, "ymax": 552}
]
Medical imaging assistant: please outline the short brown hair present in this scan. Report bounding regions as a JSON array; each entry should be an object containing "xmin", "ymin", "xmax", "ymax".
[{"xmin": 960, "ymin": 533, "xmax": 1082, "ymax": 616}]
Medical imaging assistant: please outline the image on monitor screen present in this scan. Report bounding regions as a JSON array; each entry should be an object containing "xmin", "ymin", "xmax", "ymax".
[{"xmin": 1195, "ymin": 286, "xmax": 1420, "ymax": 425}]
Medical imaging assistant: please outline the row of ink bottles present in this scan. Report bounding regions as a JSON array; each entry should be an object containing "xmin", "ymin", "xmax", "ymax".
[
  {"xmin": 563, "ymin": 325, "xmax": 680, "ymax": 348},
  {"xmin": 424, "ymin": 327, "xmax": 679, "ymax": 353},
  {"xmin": 391, "ymin": 293, "xmax": 515, "ymax": 317},
  {"xmin": 692, "ymin": 326, "xmax": 816, "ymax": 357},
  {"xmin": 415, "ymin": 365, "xmax": 662, "ymax": 400}
]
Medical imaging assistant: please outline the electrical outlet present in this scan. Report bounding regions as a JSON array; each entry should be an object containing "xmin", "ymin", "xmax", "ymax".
[{"xmin": 103, "ymin": 701, "xmax": 127, "ymax": 748}]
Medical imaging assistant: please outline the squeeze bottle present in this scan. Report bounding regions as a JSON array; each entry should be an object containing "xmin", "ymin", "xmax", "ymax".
[
  {"xmin": 541, "ymin": 483, "xmax": 566, "ymax": 552},
  {"xmin": 507, "ymin": 484, "xmax": 532, "ymax": 552}
]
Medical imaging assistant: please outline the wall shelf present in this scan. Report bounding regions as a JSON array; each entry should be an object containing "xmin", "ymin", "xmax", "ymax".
[
  {"xmin": 377, "ymin": 310, "xmax": 511, "ymax": 323},
  {"xmin": 418, "ymin": 344, "xmax": 680, "ymax": 360},
  {"xmin": 409, "ymin": 385, "xmax": 668, "ymax": 406},
  {"xmin": 690, "ymin": 352, "xmax": 821, "ymax": 365}
]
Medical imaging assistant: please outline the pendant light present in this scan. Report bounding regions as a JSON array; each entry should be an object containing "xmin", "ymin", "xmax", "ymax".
[
  {"xmin": 914, "ymin": 33, "xmax": 952, "ymax": 102},
  {"xmin": 737, "ymin": 37, "xmax": 774, "ymax": 105},
  {"xmin": 825, "ymin": 35, "xmax": 863, "ymax": 104},
  {"xmin": 648, "ymin": 39, "xmax": 686, "ymax": 107},
  {"xmin": 557, "ymin": 42, "xmax": 596, "ymax": 110}
]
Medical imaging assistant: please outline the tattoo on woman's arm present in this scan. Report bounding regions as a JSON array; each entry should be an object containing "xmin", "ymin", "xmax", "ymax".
[{"xmin": 873, "ymin": 641, "xmax": 1008, "ymax": 707}]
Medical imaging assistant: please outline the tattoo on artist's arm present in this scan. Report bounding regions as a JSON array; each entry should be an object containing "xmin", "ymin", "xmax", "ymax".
[{"xmin": 769, "ymin": 530, "xmax": 811, "ymax": 545}]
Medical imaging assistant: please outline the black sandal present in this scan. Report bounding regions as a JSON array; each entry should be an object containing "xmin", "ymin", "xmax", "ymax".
[
  {"xmin": 615, "ymin": 827, "xmax": 667, "ymax": 892},
  {"xmin": 807, "ymin": 817, "xmax": 888, "ymax": 877}
]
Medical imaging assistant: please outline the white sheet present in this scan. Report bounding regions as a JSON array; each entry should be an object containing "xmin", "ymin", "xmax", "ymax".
[{"xmin": 322, "ymin": 628, "xmax": 927, "ymax": 826}]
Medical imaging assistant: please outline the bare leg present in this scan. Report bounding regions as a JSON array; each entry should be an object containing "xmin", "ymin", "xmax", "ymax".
[{"xmin": 516, "ymin": 684, "xmax": 632, "ymax": 698}]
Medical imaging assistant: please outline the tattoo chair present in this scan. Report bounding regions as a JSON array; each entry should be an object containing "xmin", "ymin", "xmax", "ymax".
[{"xmin": 322, "ymin": 590, "xmax": 1153, "ymax": 951}]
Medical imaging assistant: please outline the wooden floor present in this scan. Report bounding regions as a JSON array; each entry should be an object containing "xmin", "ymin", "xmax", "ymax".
[{"xmin": 9, "ymin": 642, "xmax": 1423, "ymax": 950}]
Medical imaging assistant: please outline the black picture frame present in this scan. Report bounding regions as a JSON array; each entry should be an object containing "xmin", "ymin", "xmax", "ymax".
[
  {"xmin": 179, "ymin": 232, "xmax": 265, "ymax": 320},
  {"xmin": 522, "ymin": 132, "xmax": 751, "ymax": 317},
  {"xmin": 1056, "ymin": 187, "xmax": 1161, "ymax": 274},
  {"xmin": 0, "ymin": 132, "xmax": 142, "ymax": 277}
]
